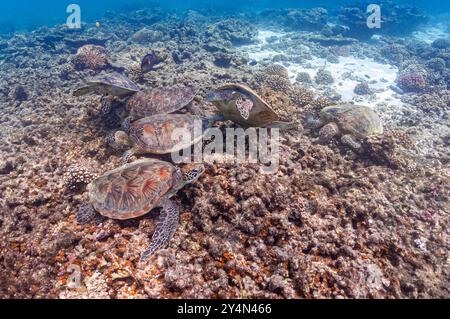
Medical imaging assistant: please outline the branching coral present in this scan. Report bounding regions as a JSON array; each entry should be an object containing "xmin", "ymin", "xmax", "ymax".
[
  {"xmin": 314, "ymin": 69, "xmax": 334, "ymax": 85},
  {"xmin": 263, "ymin": 64, "xmax": 289, "ymax": 79},
  {"xmin": 257, "ymin": 87, "xmax": 294, "ymax": 120},
  {"xmin": 288, "ymin": 85, "xmax": 315, "ymax": 108}
]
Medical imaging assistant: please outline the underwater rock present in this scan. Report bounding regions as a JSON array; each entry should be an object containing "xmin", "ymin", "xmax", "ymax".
[
  {"xmin": 130, "ymin": 28, "xmax": 163, "ymax": 44},
  {"xmin": 432, "ymin": 38, "xmax": 450, "ymax": 50},
  {"xmin": 213, "ymin": 51, "xmax": 233, "ymax": 68},
  {"xmin": 426, "ymin": 58, "xmax": 446, "ymax": 72},
  {"xmin": 389, "ymin": 85, "xmax": 404, "ymax": 95},
  {"xmin": 12, "ymin": 85, "xmax": 28, "ymax": 102},
  {"xmin": 141, "ymin": 51, "xmax": 164, "ymax": 73},
  {"xmin": 0, "ymin": 159, "xmax": 14, "ymax": 175},
  {"xmin": 64, "ymin": 35, "xmax": 111, "ymax": 49},
  {"xmin": 354, "ymin": 81, "xmax": 372, "ymax": 95},
  {"xmin": 307, "ymin": 35, "xmax": 357, "ymax": 47},
  {"xmin": 365, "ymin": 130, "xmax": 416, "ymax": 171}
]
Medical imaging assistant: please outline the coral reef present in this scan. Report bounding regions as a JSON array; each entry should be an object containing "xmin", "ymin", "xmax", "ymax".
[
  {"xmin": 206, "ymin": 19, "xmax": 258, "ymax": 46},
  {"xmin": 63, "ymin": 165, "xmax": 98, "ymax": 192},
  {"xmin": 397, "ymin": 72, "xmax": 427, "ymax": 93},
  {"xmin": 72, "ymin": 45, "xmax": 109, "ymax": 71},
  {"xmin": 130, "ymin": 28, "xmax": 163, "ymax": 44},
  {"xmin": 295, "ymin": 72, "xmax": 312, "ymax": 84},
  {"xmin": 314, "ymin": 69, "xmax": 334, "ymax": 85},
  {"xmin": 256, "ymin": 87, "xmax": 294, "ymax": 121},
  {"xmin": 354, "ymin": 81, "xmax": 372, "ymax": 95},
  {"xmin": 264, "ymin": 64, "xmax": 289, "ymax": 79},
  {"xmin": 0, "ymin": 5, "xmax": 448, "ymax": 300}
]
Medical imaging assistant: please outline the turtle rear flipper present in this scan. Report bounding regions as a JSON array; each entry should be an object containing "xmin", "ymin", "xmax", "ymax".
[
  {"xmin": 140, "ymin": 198, "xmax": 179, "ymax": 262},
  {"xmin": 77, "ymin": 203, "xmax": 97, "ymax": 224},
  {"xmin": 73, "ymin": 85, "xmax": 96, "ymax": 97}
]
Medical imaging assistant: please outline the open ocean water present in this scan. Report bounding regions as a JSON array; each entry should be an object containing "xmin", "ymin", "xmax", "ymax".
[
  {"xmin": 0, "ymin": 0, "xmax": 449, "ymax": 300},
  {"xmin": 1, "ymin": 0, "xmax": 450, "ymax": 31}
]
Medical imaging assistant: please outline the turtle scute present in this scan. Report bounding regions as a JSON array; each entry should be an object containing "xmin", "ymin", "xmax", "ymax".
[
  {"xmin": 126, "ymin": 86, "xmax": 199, "ymax": 118},
  {"xmin": 87, "ymin": 159, "xmax": 176, "ymax": 220},
  {"xmin": 324, "ymin": 104, "xmax": 383, "ymax": 137}
]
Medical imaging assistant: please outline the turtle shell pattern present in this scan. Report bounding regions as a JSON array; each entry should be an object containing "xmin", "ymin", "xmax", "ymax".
[
  {"xmin": 129, "ymin": 114, "xmax": 207, "ymax": 154},
  {"xmin": 127, "ymin": 87, "xmax": 199, "ymax": 119},
  {"xmin": 87, "ymin": 159, "xmax": 176, "ymax": 220},
  {"xmin": 322, "ymin": 104, "xmax": 383, "ymax": 139},
  {"xmin": 214, "ymin": 83, "xmax": 280, "ymax": 127}
]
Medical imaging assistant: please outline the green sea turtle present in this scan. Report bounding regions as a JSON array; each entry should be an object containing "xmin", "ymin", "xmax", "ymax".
[
  {"xmin": 306, "ymin": 104, "xmax": 383, "ymax": 151},
  {"xmin": 111, "ymin": 113, "xmax": 221, "ymax": 164},
  {"xmin": 122, "ymin": 86, "xmax": 200, "ymax": 131},
  {"xmin": 76, "ymin": 158, "xmax": 205, "ymax": 261},
  {"xmin": 207, "ymin": 83, "xmax": 295, "ymax": 129},
  {"xmin": 73, "ymin": 73, "xmax": 140, "ymax": 114}
]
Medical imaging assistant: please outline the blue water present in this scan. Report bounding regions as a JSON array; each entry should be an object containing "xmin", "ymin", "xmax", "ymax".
[{"xmin": 0, "ymin": 0, "xmax": 449, "ymax": 32}]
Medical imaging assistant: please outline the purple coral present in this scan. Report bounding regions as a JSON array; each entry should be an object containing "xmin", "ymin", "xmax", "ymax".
[{"xmin": 397, "ymin": 72, "xmax": 426, "ymax": 93}]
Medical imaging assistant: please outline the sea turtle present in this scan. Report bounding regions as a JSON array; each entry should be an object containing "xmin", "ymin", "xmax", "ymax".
[
  {"xmin": 122, "ymin": 86, "xmax": 200, "ymax": 131},
  {"xmin": 306, "ymin": 104, "xmax": 383, "ymax": 151},
  {"xmin": 76, "ymin": 158, "xmax": 205, "ymax": 261},
  {"xmin": 207, "ymin": 83, "xmax": 295, "ymax": 129},
  {"xmin": 73, "ymin": 73, "xmax": 140, "ymax": 114},
  {"xmin": 111, "ymin": 113, "xmax": 221, "ymax": 164}
]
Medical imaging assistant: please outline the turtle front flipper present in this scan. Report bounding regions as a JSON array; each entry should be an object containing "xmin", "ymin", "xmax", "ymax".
[
  {"xmin": 73, "ymin": 85, "xmax": 95, "ymax": 97},
  {"xmin": 319, "ymin": 123, "xmax": 339, "ymax": 144},
  {"xmin": 265, "ymin": 120, "xmax": 299, "ymax": 131},
  {"xmin": 341, "ymin": 134, "xmax": 362, "ymax": 152},
  {"xmin": 305, "ymin": 113, "xmax": 324, "ymax": 129},
  {"xmin": 121, "ymin": 147, "xmax": 137, "ymax": 165},
  {"xmin": 100, "ymin": 96, "xmax": 114, "ymax": 115},
  {"xmin": 140, "ymin": 198, "xmax": 179, "ymax": 262},
  {"xmin": 76, "ymin": 203, "xmax": 97, "ymax": 224}
]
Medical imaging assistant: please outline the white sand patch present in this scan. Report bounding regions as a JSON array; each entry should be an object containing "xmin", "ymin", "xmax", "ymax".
[
  {"xmin": 240, "ymin": 29, "xmax": 405, "ymax": 115},
  {"xmin": 286, "ymin": 55, "xmax": 402, "ymax": 109},
  {"xmin": 243, "ymin": 30, "xmax": 288, "ymax": 61}
]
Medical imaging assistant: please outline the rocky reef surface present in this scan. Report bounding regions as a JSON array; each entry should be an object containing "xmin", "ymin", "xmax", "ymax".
[{"xmin": 0, "ymin": 5, "xmax": 448, "ymax": 299}]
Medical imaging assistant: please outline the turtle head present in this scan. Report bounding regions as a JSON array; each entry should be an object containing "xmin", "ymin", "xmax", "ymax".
[
  {"xmin": 180, "ymin": 163, "xmax": 206, "ymax": 185},
  {"xmin": 320, "ymin": 105, "xmax": 344, "ymax": 122},
  {"xmin": 107, "ymin": 130, "xmax": 132, "ymax": 150},
  {"xmin": 207, "ymin": 89, "xmax": 243, "ymax": 106}
]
